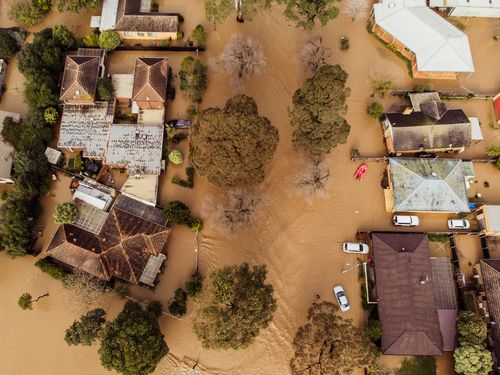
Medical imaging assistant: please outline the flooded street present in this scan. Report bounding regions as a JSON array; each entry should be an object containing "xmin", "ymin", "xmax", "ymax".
[{"xmin": 0, "ymin": 2, "xmax": 500, "ymax": 374}]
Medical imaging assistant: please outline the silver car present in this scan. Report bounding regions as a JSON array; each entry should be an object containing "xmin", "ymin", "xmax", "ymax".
[
  {"xmin": 448, "ymin": 219, "xmax": 470, "ymax": 230},
  {"xmin": 342, "ymin": 242, "xmax": 369, "ymax": 254}
]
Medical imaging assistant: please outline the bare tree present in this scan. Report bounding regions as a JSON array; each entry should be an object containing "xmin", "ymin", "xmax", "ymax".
[
  {"xmin": 219, "ymin": 34, "xmax": 266, "ymax": 88},
  {"xmin": 203, "ymin": 189, "xmax": 264, "ymax": 235},
  {"xmin": 301, "ymin": 36, "xmax": 331, "ymax": 76},
  {"xmin": 62, "ymin": 270, "xmax": 110, "ymax": 313},
  {"xmin": 343, "ymin": 0, "xmax": 369, "ymax": 21},
  {"xmin": 294, "ymin": 158, "xmax": 331, "ymax": 202},
  {"xmin": 368, "ymin": 72, "xmax": 397, "ymax": 98}
]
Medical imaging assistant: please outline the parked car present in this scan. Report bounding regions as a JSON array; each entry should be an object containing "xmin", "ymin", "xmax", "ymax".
[
  {"xmin": 343, "ymin": 242, "xmax": 369, "ymax": 254},
  {"xmin": 333, "ymin": 285, "xmax": 350, "ymax": 312},
  {"xmin": 392, "ymin": 215, "xmax": 419, "ymax": 227},
  {"xmin": 448, "ymin": 219, "xmax": 470, "ymax": 230}
]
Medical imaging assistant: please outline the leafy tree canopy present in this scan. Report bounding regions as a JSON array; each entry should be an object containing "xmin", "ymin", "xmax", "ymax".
[
  {"xmin": 190, "ymin": 95, "xmax": 278, "ymax": 187},
  {"xmin": 98, "ymin": 30, "xmax": 121, "ymax": 51},
  {"xmin": 54, "ymin": 202, "xmax": 78, "ymax": 224},
  {"xmin": 457, "ymin": 311, "xmax": 487, "ymax": 346},
  {"xmin": 57, "ymin": 0, "xmax": 99, "ymax": 13},
  {"xmin": 96, "ymin": 76, "xmax": 114, "ymax": 101},
  {"xmin": 289, "ymin": 64, "xmax": 350, "ymax": 157},
  {"xmin": 65, "ymin": 308, "xmax": 106, "ymax": 346},
  {"xmin": 279, "ymin": 0, "xmax": 340, "ymax": 30},
  {"xmin": 367, "ymin": 102, "xmax": 384, "ymax": 120},
  {"xmin": 290, "ymin": 301, "xmax": 377, "ymax": 375},
  {"xmin": 163, "ymin": 200, "xmax": 192, "ymax": 225},
  {"xmin": 179, "ymin": 56, "xmax": 207, "ymax": 104},
  {"xmin": 99, "ymin": 301, "xmax": 168, "ymax": 375},
  {"xmin": 454, "ymin": 344, "xmax": 493, "ymax": 375},
  {"xmin": 0, "ymin": 31, "xmax": 18, "ymax": 60},
  {"xmin": 193, "ymin": 263, "xmax": 277, "ymax": 349},
  {"xmin": 8, "ymin": 1, "xmax": 44, "ymax": 26},
  {"xmin": 191, "ymin": 25, "xmax": 207, "ymax": 48},
  {"xmin": 52, "ymin": 24, "xmax": 76, "ymax": 50},
  {"xmin": 0, "ymin": 198, "xmax": 35, "ymax": 257},
  {"xmin": 18, "ymin": 293, "xmax": 33, "ymax": 310},
  {"xmin": 205, "ymin": 0, "xmax": 234, "ymax": 28}
]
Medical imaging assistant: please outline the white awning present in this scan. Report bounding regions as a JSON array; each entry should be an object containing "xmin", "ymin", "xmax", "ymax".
[{"xmin": 469, "ymin": 117, "xmax": 483, "ymax": 141}]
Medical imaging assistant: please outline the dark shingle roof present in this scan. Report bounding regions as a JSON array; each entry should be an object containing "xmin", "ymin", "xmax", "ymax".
[
  {"xmin": 480, "ymin": 259, "xmax": 500, "ymax": 363},
  {"xmin": 373, "ymin": 232, "xmax": 444, "ymax": 356},
  {"xmin": 115, "ymin": 0, "xmax": 179, "ymax": 33},
  {"xmin": 132, "ymin": 57, "xmax": 168, "ymax": 103},
  {"xmin": 60, "ymin": 55, "xmax": 100, "ymax": 101},
  {"xmin": 46, "ymin": 201, "xmax": 170, "ymax": 284}
]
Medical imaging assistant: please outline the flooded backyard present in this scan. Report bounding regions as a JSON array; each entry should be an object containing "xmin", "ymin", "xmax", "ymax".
[{"xmin": 0, "ymin": 2, "xmax": 500, "ymax": 375}]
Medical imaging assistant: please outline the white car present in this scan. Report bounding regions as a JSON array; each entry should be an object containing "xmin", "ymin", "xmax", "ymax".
[
  {"xmin": 343, "ymin": 242, "xmax": 369, "ymax": 254},
  {"xmin": 448, "ymin": 219, "xmax": 470, "ymax": 230},
  {"xmin": 392, "ymin": 215, "xmax": 420, "ymax": 227},
  {"xmin": 333, "ymin": 285, "xmax": 350, "ymax": 312}
]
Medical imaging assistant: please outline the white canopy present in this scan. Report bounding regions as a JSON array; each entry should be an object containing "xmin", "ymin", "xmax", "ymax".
[{"xmin": 373, "ymin": 0, "xmax": 474, "ymax": 73}]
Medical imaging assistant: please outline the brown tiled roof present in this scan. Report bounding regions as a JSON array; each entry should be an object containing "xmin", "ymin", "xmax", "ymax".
[
  {"xmin": 480, "ymin": 259, "xmax": 500, "ymax": 363},
  {"xmin": 46, "ymin": 202, "xmax": 170, "ymax": 284},
  {"xmin": 115, "ymin": 0, "xmax": 179, "ymax": 33},
  {"xmin": 60, "ymin": 55, "xmax": 100, "ymax": 101},
  {"xmin": 373, "ymin": 232, "xmax": 443, "ymax": 356},
  {"xmin": 132, "ymin": 57, "xmax": 168, "ymax": 103}
]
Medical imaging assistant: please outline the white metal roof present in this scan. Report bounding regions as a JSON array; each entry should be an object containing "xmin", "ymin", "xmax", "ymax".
[
  {"xmin": 430, "ymin": 0, "xmax": 500, "ymax": 8},
  {"xmin": 0, "ymin": 111, "xmax": 20, "ymax": 181},
  {"xmin": 373, "ymin": 0, "xmax": 474, "ymax": 72},
  {"xmin": 99, "ymin": 0, "xmax": 119, "ymax": 30},
  {"xmin": 469, "ymin": 117, "xmax": 483, "ymax": 141},
  {"xmin": 483, "ymin": 205, "xmax": 500, "ymax": 232},
  {"xmin": 74, "ymin": 180, "xmax": 114, "ymax": 211}
]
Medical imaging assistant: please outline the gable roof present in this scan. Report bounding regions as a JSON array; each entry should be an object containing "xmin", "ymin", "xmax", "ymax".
[
  {"xmin": 373, "ymin": 232, "xmax": 443, "ymax": 356},
  {"xmin": 384, "ymin": 110, "xmax": 471, "ymax": 151},
  {"xmin": 60, "ymin": 55, "xmax": 100, "ymax": 101},
  {"xmin": 373, "ymin": 0, "xmax": 474, "ymax": 73},
  {"xmin": 46, "ymin": 198, "xmax": 170, "ymax": 284},
  {"xmin": 389, "ymin": 157, "xmax": 471, "ymax": 212},
  {"xmin": 114, "ymin": 0, "xmax": 179, "ymax": 33},
  {"xmin": 132, "ymin": 57, "xmax": 168, "ymax": 103},
  {"xmin": 480, "ymin": 259, "xmax": 500, "ymax": 363}
]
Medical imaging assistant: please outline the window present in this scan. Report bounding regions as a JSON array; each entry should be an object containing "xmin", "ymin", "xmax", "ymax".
[
  {"xmin": 137, "ymin": 32, "xmax": 145, "ymax": 37},
  {"xmin": 147, "ymin": 32, "xmax": 156, "ymax": 37},
  {"xmin": 124, "ymin": 31, "xmax": 132, "ymax": 37}
]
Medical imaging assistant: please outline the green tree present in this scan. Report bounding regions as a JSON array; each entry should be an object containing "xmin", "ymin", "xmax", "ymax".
[
  {"xmin": 454, "ymin": 344, "xmax": 493, "ymax": 375},
  {"xmin": 238, "ymin": 0, "xmax": 273, "ymax": 21},
  {"xmin": 99, "ymin": 301, "xmax": 168, "ymax": 375},
  {"xmin": 191, "ymin": 25, "xmax": 207, "ymax": 48},
  {"xmin": 363, "ymin": 317, "xmax": 381, "ymax": 343},
  {"xmin": 13, "ymin": 150, "xmax": 48, "ymax": 177},
  {"xmin": 33, "ymin": 0, "xmax": 52, "ymax": 11},
  {"xmin": 168, "ymin": 288, "xmax": 187, "ymax": 317},
  {"xmin": 0, "ymin": 31, "xmax": 18, "ymax": 60},
  {"xmin": 52, "ymin": 25, "xmax": 76, "ymax": 50},
  {"xmin": 290, "ymin": 302, "xmax": 377, "ymax": 375},
  {"xmin": 65, "ymin": 308, "xmax": 106, "ymax": 346},
  {"xmin": 367, "ymin": 102, "xmax": 384, "ymax": 120},
  {"xmin": 163, "ymin": 200, "xmax": 192, "ymax": 225},
  {"xmin": 190, "ymin": 95, "xmax": 278, "ymax": 187},
  {"xmin": 56, "ymin": 0, "xmax": 99, "ymax": 13},
  {"xmin": 147, "ymin": 301, "xmax": 163, "ymax": 318},
  {"xmin": 0, "ymin": 198, "xmax": 35, "ymax": 257},
  {"xmin": 17, "ymin": 36, "xmax": 63, "ymax": 77},
  {"xmin": 205, "ymin": 0, "xmax": 233, "ymax": 29},
  {"xmin": 486, "ymin": 145, "xmax": 500, "ymax": 157},
  {"xmin": 98, "ymin": 30, "xmax": 121, "ymax": 51},
  {"xmin": 193, "ymin": 263, "xmax": 277, "ymax": 349},
  {"xmin": 82, "ymin": 32, "xmax": 99, "ymax": 47},
  {"xmin": 457, "ymin": 311, "xmax": 487, "ymax": 346},
  {"xmin": 18, "ymin": 292, "xmax": 49, "ymax": 310},
  {"xmin": 369, "ymin": 74, "xmax": 397, "ymax": 98},
  {"xmin": 8, "ymin": 1, "xmax": 44, "ymax": 26},
  {"xmin": 279, "ymin": 0, "xmax": 340, "ymax": 30},
  {"xmin": 24, "ymin": 74, "xmax": 59, "ymax": 109},
  {"xmin": 179, "ymin": 57, "xmax": 208, "ymax": 104},
  {"xmin": 96, "ymin": 76, "xmax": 114, "ymax": 101},
  {"xmin": 289, "ymin": 64, "xmax": 350, "ymax": 157},
  {"xmin": 44, "ymin": 107, "xmax": 59, "ymax": 124},
  {"xmin": 54, "ymin": 202, "xmax": 78, "ymax": 224},
  {"xmin": 185, "ymin": 272, "xmax": 203, "ymax": 298},
  {"xmin": 398, "ymin": 356, "xmax": 436, "ymax": 375},
  {"xmin": 35, "ymin": 258, "xmax": 69, "ymax": 280},
  {"xmin": 168, "ymin": 150, "xmax": 183, "ymax": 165}
]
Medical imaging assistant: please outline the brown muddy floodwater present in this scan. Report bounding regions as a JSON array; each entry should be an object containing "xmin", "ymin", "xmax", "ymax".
[{"xmin": 1, "ymin": 2, "xmax": 500, "ymax": 374}]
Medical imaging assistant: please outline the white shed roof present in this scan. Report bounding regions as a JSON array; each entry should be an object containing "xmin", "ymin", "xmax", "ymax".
[
  {"xmin": 99, "ymin": 0, "xmax": 119, "ymax": 30},
  {"xmin": 469, "ymin": 117, "xmax": 483, "ymax": 141},
  {"xmin": 430, "ymin": 0, "xmax": 500, "ymax": 8},
  {"xmin": 73, "ymin": 179, "xmax": 115, "ymax": 211},
  {"xmin": 112, "ymin": 74, "xmax": 134, "ymax": 99},
  {"xmin": 373, "ymin": 0, "xmax": 474, "ymax": 73},
  {"xmin": 483, "ymin": 205, "xmax": 500, "ymax": 232}
]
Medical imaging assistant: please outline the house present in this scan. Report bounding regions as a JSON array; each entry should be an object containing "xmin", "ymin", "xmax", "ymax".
[
  {"xmin": 479, "ymin": 260, "xmax": 500, "ymax": 371},
  {"xmin": 132, "ymin": 57, "xmax": 168, "ymax": 110},
  {"xmin": 60, "ymin": 50, "xmax": 106, "ymax": 104},
  {"xmin": 0, "ymin": 110, "xmax": 21, "ymax": 183},
  {"xmin": 370, "ymin": 0, "xmax": 474, "ymax": 79},
  {"xmin": 382, "ymin": 93, "xmax": 473, "ymax": 154},
  {"xmin": 385, "ymin": 157, "xmax": 474, "ymax": 213},
  {"xmin": 372, "ymin": 232, "xmax": 444, "ymax": 355},
  {"xmin": 477, "ymin": 205, "xmax": 500, "ymax": 236},
  {"xmin": 45, "ymin": 194, "xmax": 170, "ymax": 286},
  {"xmin": 73, "ymin": 178, "xmax": 115, "ymax": 211},
  {"xmin": 94, "ymin": 0, "xmax": 179, "ymax": 41},
  {"xmin": 430, "ymin": 0, "xmax": 500, "ymax": 18}
]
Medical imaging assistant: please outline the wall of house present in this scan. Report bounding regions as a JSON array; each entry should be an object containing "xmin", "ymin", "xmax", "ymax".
[
  {"xmin": 133, "ymin": 100, "xmax": 164, "ymax": 110},
  {"xmin": 449, "ymin": 7, "xmax": 500, "ymax": 18},
  {"xmin": 117, "ymin": 31, "xmax": 178, "ymax": 41}
]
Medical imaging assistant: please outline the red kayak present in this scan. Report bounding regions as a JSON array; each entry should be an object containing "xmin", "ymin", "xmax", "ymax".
[{"xmin": 354, "ymin": 163, "xmax": 368, "ymax": 181}]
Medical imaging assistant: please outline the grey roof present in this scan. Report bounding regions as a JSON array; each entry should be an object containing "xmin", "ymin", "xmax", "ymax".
[
  {"xmin": 115, "ymin": 0, "xmax": 179, "ymax": 33},
  {"xmin": 139, "ymin": 253, "xmax": 166, "ymax": 286},
  {"xmin": 431, "ymin": 257, "xmax": 458, "ymax": 310},
  {"xmin": 389, "ymin": 157, "xmax": 471, "ymax": 212},
  {"xmin": 113, "ymin": 194, "xmax": 167, "ymax": 226}
]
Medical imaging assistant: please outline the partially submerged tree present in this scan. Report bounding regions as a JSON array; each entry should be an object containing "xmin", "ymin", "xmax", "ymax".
[
  {"xmin": 65, "ymin": 308, "xmax": 106, "ymax": 346},
  {"xmin": 193, "ymin": 263, "xmax": 277, "ymax": 349},
  {"xmin": 57, "ymin": 0, "xmax": 99, "ymax": 13},
  {"xmin": 54, "ymin": 202, "xmax": 78, "ymax": 224},
  {"xmin": 62, "ymin": 270, "xmax": 109, "ymax": 313},
  {"xmin": 343, "ymin": 0, "xmax": 369, "ymax": 21},
  {"xmin": 52, "ymin": 25, "xmax": 76, "ymax": 50},
  {"xmin": 295, "ymin": 158, "xmax": 330, "ymax": 200},
  {"xmin": 163, "ymin": 200, "xmax": 192, "ymax": 225},
  {"xmin": 99, "ymin": 301, "xmax": 168, "ymax": 375},
  {"xmin": 191, "ymin": 25, "xmax": 208, "ymax": 48},
  {"xmin": 219, "ymin": 34, "xmax": 266, "ymax": 88},
  {"xmin": 205, "ymin": 0, "xmax": 233, "ymax": 29},
  {"xmin": 98, "ymin": 30, "xmax": 121, "ymax": 51},
  {"xmin": 8, "ymin": 1, "xmax": 44, "ymax": 26},
  {"xmin": 279, "ymin": 0, "xmax": 340, "ymax": 30},
  {"xmin": 168, "ymin": 288, "xmax": 188, "ymax": 317},
  {"xmin": 179, "ymin": 56, "xmax": 208, "ymax": 104},
  {"xmin": 289, "ymin": 64, "xmax": 350, "ymax": 157},
  {"xmin": 290, "ymin": 301, "xmax": 377, "ymax": 375},
  {"xmin": 301, "ymin": 36, "xmax": 331, "ymax": 76},
  {"xmin": 366, "ymin": 102, "xmax": 384, "ymax": 119},
  {"xmin": 369, "ymin": 73, "xmax": 397, "ymax": 98},
  {"xmin": 454, "ymin": 344, "xmax": 493, "ymax": 375},
  {"xmin": 190, "ymin": 95, "xmax": 279, "ymax": 187},
  {"xmin": 18, "ymin": 292, "xmax": 49, "ymax": 310},
  {"xmin": 0, "ymin": 31, "xmax": 18, "ymax": 60},
  {"xmin": 0, "ymin": 198, "xmax": 35, "ymax": 258}
]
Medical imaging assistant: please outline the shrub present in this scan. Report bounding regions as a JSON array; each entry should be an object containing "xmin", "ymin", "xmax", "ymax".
[
  {"xmin": 171, "ymin": 166, "xmax": 194, "ymax": 189},
  {"xmin": 98, "ymin": 30, "xmax": 121, "ymax": 51},
  {"xmin": 168, "ymin": 288, "xmax": 187, "ymax": 317},
  {"xmin": 185, "ymin": 273, "xmax": 202, "ymax": 298},
  {"xmin": 366, "ymin": 102, "xmax": 384, "ymax": 119},
  {"xmin": 168, "ymin": 150, "xmax": 183, "ymax": 165},
  {"xmin": 0, "ymin": 31, "xmax": 18, "ymax": 60},
  {"xmin": 82, "ymin": 32, "xmax": 99, "ymax": 47},
  {"xmin": 54, "ymin": 202, "xmax": 78, "ymax": 224},
  {"xmin": 364, "ymin": 318, "xmax": 382, "ymax": 343},
  {"xmin": 96, "ymin": 76, "xmax": 114, "ymax": 101},
  {"xmin": 44, "ymin": 107, "xmax": 59, "ymax": 124},
  {"xmin": 147, "ymin": 300, "xmax": 163, "ymax": 318},
  {"xmin": 18, "ymin": 293, "xmax": 33, "ymax": 310},
  {"xmin": 35, "ymin": 258, "xmax": 69, "ymax": 280},
  {"xmin": 172, "ymin": 132, "xmax": 188, "ymax": 144},
  {"xmin": 190, "ymin": 219, "xmax": 203, "ymax": 232},
  {"xmin": 163, "ymin": 200, "xmax": 191, "ymax": 225},
  {"xmin": 33, "ymin": 0, "xmax": 52, "ymax": 11}
]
